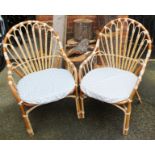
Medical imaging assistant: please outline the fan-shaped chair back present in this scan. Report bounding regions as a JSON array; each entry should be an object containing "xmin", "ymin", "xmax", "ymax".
[
  {"xmin": 98, "ymin": 18, "xmax": 152, "ymax": 74},
  {"xmin": 3, "ymin": 20, "xmax": 64, "ymax": 76}
]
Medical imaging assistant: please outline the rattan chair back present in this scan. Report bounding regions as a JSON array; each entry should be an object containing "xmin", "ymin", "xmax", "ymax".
[
  {"xmin": 98, "ymin": 18, "xmax": 152, "ymax": 74},
  {"xmin": 3, "ymin": 20, "xmax": 64, "ymax": 76}
]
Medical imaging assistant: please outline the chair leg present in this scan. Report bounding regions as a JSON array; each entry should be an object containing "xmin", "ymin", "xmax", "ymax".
[
  {"xmin": 19, "ymin": 104, "xmax": 34, "ymax": 136},
  {"xmin": 74, "ymin": 85, "xmax": 85, "ymax": 119},
  {"xmin": 79, "ymin": 95, "xmax": 85, "ymax": 119},
  {"xmin": 136, "ymin": 90, "xmax": 143, "ymax": 104},
  {"xmin": 23, "ymin": 114, "xmax": 34, "ymax": 136},
  {"xmin": 123, "ymin": 102, "xmax": 132, "ymax": 135},
  {"xmin": 75, "ymin": 96, "xmax": 85, "ymax": 119},
  {"xmin": 75, "ymin": 96, "xmax": 81, "ymax": 118}
]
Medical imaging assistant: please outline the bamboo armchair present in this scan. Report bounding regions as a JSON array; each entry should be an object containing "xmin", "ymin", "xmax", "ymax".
[
  {"xmin": 3, "ymin": 20, "xmax": 81, "ymax": 136},
  {"xmin": 79, "ymin": 18, "xmax": 152, "ymax": 135}
]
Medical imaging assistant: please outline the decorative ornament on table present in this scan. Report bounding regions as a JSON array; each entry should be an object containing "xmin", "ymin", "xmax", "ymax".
[{"xmin": 67, "ymin": 39, "xmax": 90, "ymax": 57}]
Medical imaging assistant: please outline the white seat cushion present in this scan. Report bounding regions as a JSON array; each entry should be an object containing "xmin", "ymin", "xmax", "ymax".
[
  {"xmin": 17, "ymin": 68, "xmax": 75, "ymax": 105},
  {"xmin": 80, "ymin": 67, "xmax": 138, "ymax": 104}
]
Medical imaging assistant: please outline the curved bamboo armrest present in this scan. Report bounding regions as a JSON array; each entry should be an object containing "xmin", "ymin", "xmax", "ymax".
[
  {"xmin": 7, "ymin": 69, "xmax": 21, "ymax": 102},
  {"xmin": 79, "ymin": 51, "xmax": 96, "ymax": 82},
  {"xmin": 79, "ymin": 39, "xmax": 100, "ymax": 82},
  {"xmin": 61, "ymin": 52, "xmax": 78, "ymax": 85},
  {"xmin": 134, "ymin": 59, "xmax": 145, "ymax": 76},
  {"xmin": 127, "ymin": 59, "xmax": 146, "ymax": 102}
]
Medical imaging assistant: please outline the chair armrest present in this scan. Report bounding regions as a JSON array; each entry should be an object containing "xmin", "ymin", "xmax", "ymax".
[
  {"xmin": 79, "ymin": 39, "xmax": 100, "ymax": 82},
  {"xmin": 134, "ymin": 59, "xmax": 145, "ymax": 76},
  {"xmin": 7, "ymin": 69, "xmax": 21, "ymax": 102},
  {"xmin": 79, "ymin": 51, "xmax": 96, "ymax": 82},
  {"xmin": 131, "ymin": 58, "xmax": 148, "ymax": 97},
  {"xmin": 62, "ymin": 53, "xmax": 78, "ymax": 85}
]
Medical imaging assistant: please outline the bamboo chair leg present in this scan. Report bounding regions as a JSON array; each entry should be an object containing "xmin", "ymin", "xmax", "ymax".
[
  {"xmin": 75, "ymin": 86, "xmax": 81, "ymax": 119},
  {"xmin": 76, "ymin": 96, "xmax": 85, "ymax": 119},
  {"xmin": 19, "ymin": 104, "xmax": 34, "ymax": 136},
  {"xmin": 74, "ymin": 86, "xmax": 85, "ymax": 119},
  {"xmin": 75, "ymin": 96, "xmax": 81, "ymax": 119},
  {"xmin": 123, "ymin": 102, "xmax": 132, "ymax": 135},
  {"xmin": 23, "ymin": 114, "xmax": 34, "ymax": 136},
  {"xmin": 136, "ymin": 90, "xmax": 143, "ymax": 104},
  {"xmin": 79, "ymin": 93, "xmax": 85, "ymax": 119}
]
